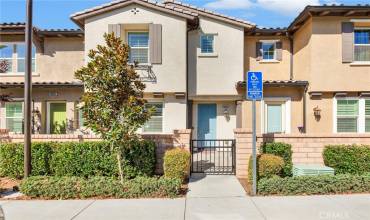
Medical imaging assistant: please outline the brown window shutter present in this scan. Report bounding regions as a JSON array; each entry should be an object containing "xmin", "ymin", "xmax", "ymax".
[
  {"xmin": 275, "ymin": 41, "xmax": 283, "ymax": 61},
  {"xmin": 149, "ymin": 24, "xmax": 162, "ymax": 64},
  {"xmin": 342, "ymin": 22, "xmax": 354, "ymax": 63},
  {"xmin": 108, "ymin": 24, "xmax": 122, "ymax": 38},
  {"xmin": 256, "ymin": 42, "xmax": 263, "ymax": 61}
]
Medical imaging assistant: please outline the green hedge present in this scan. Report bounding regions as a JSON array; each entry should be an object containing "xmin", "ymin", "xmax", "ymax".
[
  {"xmin": 0, "ymin": 140, "xmax": 156, "ymax": 179},
  {"xmin": 20, "ymin": 176, "xmax": 181, "ymax": 199},
  {"xmin": 164, "ymin": 148, "xmax": 190, "ymax": 182},
  {"xmin": 261, "ymin": 142, "xmax": 293, "ymax": 176},
  {"xmin": 248, "ymin": 154, "xmax": 285, "ymax": 181},
  {"xmin": 258, "ymin": 174, "xmax": 370, "ymax": 196},
  {"xmin": 323, "ymin": 145, "xmax": 370, "ymax": 175}
]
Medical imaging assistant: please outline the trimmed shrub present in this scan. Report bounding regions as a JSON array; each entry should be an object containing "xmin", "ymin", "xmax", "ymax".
[
  {"xmin": 0, "ymin": 142, "xmax": 53, "ymax": 178},
  {"xmin": 261, "ymin": 142, "xmax": 293, "ymax": 176},
  {"xmin": 163, "ymin": 148, "xmax": 191, "ymax": 182},
  {"xmin": 50, "ymin": 142, "xmax": 117, "ymax": 177},
  {"xmin": 0, "ymin": 140, "xmax": 156, "ymax": 179},
  {"xmin": 323, "ymin": 145, "xmax": 370, "ymax": 175},
  {"xmin": 20, "ymin": 176, "xmax": 181, "ymax": 199},
  {"xmin": 248, "ymin": 154, "xmax": 284, "ymax": 181},
  {"xmin": 257, "ymin": 174, "xmax": 370, "ymax": 196},
  {"xmin": 120, "ymin": 140, "xmax": 156, "ymax": 179}
]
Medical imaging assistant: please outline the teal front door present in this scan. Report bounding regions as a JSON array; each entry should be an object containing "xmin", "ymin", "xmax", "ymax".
[{"xmin": 197, "ymin": 104, "xmax": 217, "ymax": 140}]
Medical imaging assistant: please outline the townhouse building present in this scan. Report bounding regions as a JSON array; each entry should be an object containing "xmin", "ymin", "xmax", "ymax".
[{"xmin": 1, "ymin": 1, "xmax": 370, "ymax": 142}]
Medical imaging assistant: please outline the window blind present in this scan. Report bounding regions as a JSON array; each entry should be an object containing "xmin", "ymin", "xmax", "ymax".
[
  {"xmin": 143, "ymin": 103, "xmax": 163, "ymax": 133},
  {"xmin": 366, "ymin": 100, "xmax": 370, "ymax": 132},
  {"xmin": 337, "ymin": 100, "xmax": 358, "ymax": 132}
]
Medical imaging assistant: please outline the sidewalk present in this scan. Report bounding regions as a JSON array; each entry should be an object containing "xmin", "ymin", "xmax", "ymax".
[{"xmin": 0, "ymin": 175, "xmax": 369, "ymax": 220}]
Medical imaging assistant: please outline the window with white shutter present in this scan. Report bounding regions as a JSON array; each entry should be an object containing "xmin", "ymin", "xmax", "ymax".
[{"xmin": 336, "ymin": 100, "xmax": 359, "ymax": 133}]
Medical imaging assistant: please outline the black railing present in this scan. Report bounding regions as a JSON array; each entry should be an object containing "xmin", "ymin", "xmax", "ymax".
[{"xmin": 191, "ymin": 139, "xmax": 236, "ymax": 175}]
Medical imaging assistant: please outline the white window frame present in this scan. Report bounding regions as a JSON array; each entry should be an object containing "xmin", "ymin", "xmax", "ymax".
[
  {"xmin": 353, "ymin": 27, "xmax": 370, "ymax": 63},
  {"xmin": 127, "ymin": 31, "xmax": 150, "ymax": 65},
  {"xmin": 141, "ymin": 101, "xmax": 164, "ymax": 134},
  {"xmin": 199, "ymin": 33, "xmax": 218, "ymax": 57},
  {"xmin": 365, "ymin": 99, "xmax": 370, "ymax": 133},
  {"xmin": 261, "ymin": 97, "xmax": 291, "ymax": 134},
  {"xmin": 332, "ymin": 96, "xmax": 366, "ymax": 133},
  {"xmin": 46, "ymin": 101, "xmax": 67, "ymax": 134},
  {"xmin": 260, "ymin": 40, "xmax": 278, "ymax": 62},
  {"xmin": 4, "ymin": 102, "xmax": 24, "ymax": 134},
  {"xmin": 0, "ymin": 42, "xmax": 36, "ymax": 76}
]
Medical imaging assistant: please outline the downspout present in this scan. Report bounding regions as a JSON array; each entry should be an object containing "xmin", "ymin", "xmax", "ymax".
[
  {"xmin": 303, "ymin": 85, "xmax": 308, "ymax": 133},
  {"xmin": 287, "ymin": 32, "xmax": 294, "ymax": 80},
  {"xmin": 186, "ymin": 26, "xmax": 192, "ymax": 130}
]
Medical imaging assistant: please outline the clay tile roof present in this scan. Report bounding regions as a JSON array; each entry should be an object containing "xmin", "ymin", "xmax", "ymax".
[
  {"xmin": 0, "ymin": 81, "xmax": 83, "ymax": 88},
  {"xmin": 237, "ymin": 80, "xmax": 309, "ymax": 88},
  {"xmin": 165, "ymin": 1, "xmax": 255, "ymax": 28}
]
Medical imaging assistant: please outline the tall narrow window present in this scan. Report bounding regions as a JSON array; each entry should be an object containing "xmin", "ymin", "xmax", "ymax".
[
  {"xmin": 128, "ymin": 32, "xmax": 149, "ymax": 64},
  {"xmin": 200, "ymin": 34, "xmax": 214, "ymax": 53},
  {"xmin": 5, "ymin": 102, "xmax": 23, "ymax": 133},
  {"xmin": 266, "ymin": 104, "xmax": 283, "ymax": 133},
  {"xmin": 262, "ymin": 42, "xmax": 276, "ymax": 60},
  {"xmin": 354, "ymin": 29, "xmax": 370, "ymax": 62},
  {"xmin": 365, "ymin": 100, "xmax": 370, "ymax": 132},
  {"xmin": 0, "ymin": 44, "xmax": 13, "ymax": 73},
  {"xmin": 143, "ymin": 103, "xmax": 163, "ymax": 133},
  {"xmin": 337, "ymin": 100, "xmax": 358, "ymax": 132}
]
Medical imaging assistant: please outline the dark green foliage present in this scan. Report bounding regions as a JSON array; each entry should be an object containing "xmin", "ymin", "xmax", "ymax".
[
  {"xmin": 0, "ymin": 142, "xmax": 53, "ymax": 178},
  {"xmin": 163, "ymin": 148, "xmax": 191, "ymax": 182},
  {"xmin": 50, "ymin": 142, "xmax": 117, "ymax": 177},
  {"xmin": 20, "ymin": 176, "xmax": 181, "ymax": 199},
  {"xmin": 248, "ymin": 154, "xmax": 285, "ymax": 181},
  {"xmin": 261, "ymin": 142, "xmax": 293, "ymax": 176},
  {"xmin": 257, "ymin": 174, "xmax": 370, "ymax": 196},
  {"xmin": 0, "ymin": 141, "xmax": 155, "ymax": 179},
  {"xmin": 121, "ymin": 140, "xmax": 156, "ymax": 179},
  {"xmin": 323, "ymin": 145, "xmax": 370, "ymax": 175}
]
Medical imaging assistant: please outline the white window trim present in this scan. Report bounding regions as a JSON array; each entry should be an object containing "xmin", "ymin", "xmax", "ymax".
[
  {"xmin": 261, "ymin": 97, "xmax": 291, "ymax": 134},
  {"xmin": 333, "ymin": 96, "xmax": 365, "ymax": 133},
  {"xmin": 259, "ymin": 39, "xmax": 279, "ymax": 62},
  {"xmin": 199, "ymin": 33, "xmax": 218, "ymax": 57},
  {"xmin": 140, "ymin": 100, "xmax": 165, "ymax": 134},
  {"xmin": 0, "ymin": 43, "xmax": 37, "ymax": 76},
  {"xmin": 353, "ymin": 28, "xmax": 370, "ymax": 63},
  {"xmin": 46, "ymin": 101, "xmax": 67, "ymax": 134},
  {"xmin": 126, "ymin": 31, "xmax": 150, "ymax": 65},
  {"xmin": 4, "ymin": 102, "xmax": 24, "ymax": 134}
]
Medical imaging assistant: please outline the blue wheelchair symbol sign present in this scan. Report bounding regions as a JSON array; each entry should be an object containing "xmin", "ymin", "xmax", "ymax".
[{"xmin": 247, "ymin": 72, "xmax": 263, "ymax": 100}]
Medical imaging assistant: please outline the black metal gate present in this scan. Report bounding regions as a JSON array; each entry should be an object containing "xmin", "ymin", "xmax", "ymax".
[{"xmin": 190, "ymin": 139, "xmax": 236, "ymax": 175}]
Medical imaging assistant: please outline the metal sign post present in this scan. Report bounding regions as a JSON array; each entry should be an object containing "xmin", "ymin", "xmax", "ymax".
[{"xmin": 246, "ymin": 72, "xmax": 263, "ymax": 196}]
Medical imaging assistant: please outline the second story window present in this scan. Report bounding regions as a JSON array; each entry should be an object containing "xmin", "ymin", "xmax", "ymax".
[
  {"xmin": 128, "ymin": 32, "xmax": 149, "ymax": 64},
  {"xmin": 0, "ymin": 43, "xmax": 35, "ymax": 74},
  {"xmin": 262, "ymin": 42, "xmax": 276, "ymax": 60},
  {"xmin": 200, "ymin": 34, "xmax": 214, "ymax": 53},
  {"xmin": 354, "ymin": 29, "xmax": 370, "ymax": 62}
]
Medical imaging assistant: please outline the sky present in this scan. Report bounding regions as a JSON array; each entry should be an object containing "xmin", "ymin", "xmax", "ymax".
[{"xmin": 0, "ymin": 0, "xmax": 369, "ymax": 29}]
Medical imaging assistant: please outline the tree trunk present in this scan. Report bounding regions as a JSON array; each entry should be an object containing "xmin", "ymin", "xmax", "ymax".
[{"xmin": 116, "ymin": 152, "xmax": 124, "ymax": 184}]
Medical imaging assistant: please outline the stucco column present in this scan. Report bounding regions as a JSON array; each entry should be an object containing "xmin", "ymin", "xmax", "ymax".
[{"xmin": 234, "ymin": 128, "xmax": 253, "ymax": 178}]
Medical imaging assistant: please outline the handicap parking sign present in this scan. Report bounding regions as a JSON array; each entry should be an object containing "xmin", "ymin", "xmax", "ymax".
[{"xmin": 247, "ymin": 72, "xmax": 263, "ymax": 100}]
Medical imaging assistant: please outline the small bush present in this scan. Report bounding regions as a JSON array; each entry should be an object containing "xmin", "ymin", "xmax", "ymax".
[
  {"xmin": 248, "ymin": 154, "xmax": 284, "ymax": 181},
  {"xmin": 261, "ymin": 142, "xmax": 293, "ymax": 176},
  {"xmin": 163, "ymin": 148, "xmax": 190, "ymax": 182},
  {"xmin": 120, "ymin": 140, "xmax": 156, "ymax": 178},
  {"xmin": 323, "ymin": 145, "xmax": 370, "ymax": 175},
  {"xmin": 257, "ymin": 174, "xmax": 370, "ymax": 196},
  {"xmin": 20, "ymin": 176, "xmax": 181, "ymax": 199}
]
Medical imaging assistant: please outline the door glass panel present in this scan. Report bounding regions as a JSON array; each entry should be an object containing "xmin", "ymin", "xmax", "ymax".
[
  {"xmin": 267, "ymin": 104, "xmax": 282, "ymax": 133},
  {"xmin": 50, "ymin": 103, "xmax": 67, "ymax": 134}
]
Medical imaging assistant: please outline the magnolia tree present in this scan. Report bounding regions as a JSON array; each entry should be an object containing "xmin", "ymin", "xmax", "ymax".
[{"xmin": 75, "ymin": 33, "xmax": 152, "ymax": 182}]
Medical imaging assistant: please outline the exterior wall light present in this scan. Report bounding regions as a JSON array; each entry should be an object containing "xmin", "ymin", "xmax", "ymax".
[{"xmin": 313, "ymin": 106, "xmax": 321, "ymax": 121}]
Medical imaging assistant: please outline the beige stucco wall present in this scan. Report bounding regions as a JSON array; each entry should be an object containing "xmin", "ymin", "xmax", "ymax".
[
  {"xmin": 0, "ymin": 87, "xmax": 83, "ymax": 134},
  {"xmin": 0, "ymin": 37, "xmax": 84, "ymax": 83},
  {"xmin": 245, "ymin": 36, "xmax": 291, "ymax": 80},
  {"xmin": 188, "ymin": 16, "xmax": 244, "ymax": 97},
  {"xmin": 84, "ymin": 4, "xmax": 187, "ymax": 93},
  {"xmin": 192, "ymin": 101, "xmax": 236, "ymax": 139},
  {"xmin": 306, "ymin": 93, "xmax": 334, "ymax": 134},
  {"xmin": 241, "ymin": 87, "xmax": 304, "ymax": 134},
  {"xmin": 294, "ymin": 16, "xmax": 370, "ymax": 91}
]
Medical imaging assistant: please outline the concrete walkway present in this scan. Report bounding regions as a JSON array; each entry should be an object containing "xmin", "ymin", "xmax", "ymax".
[{"xmin": 0, "ymin": 175, "xmax": 369, "ymax": 220}]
